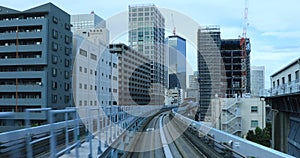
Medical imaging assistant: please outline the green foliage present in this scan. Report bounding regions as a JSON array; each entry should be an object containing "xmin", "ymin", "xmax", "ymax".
[{"xmin": 246, "ymin": 122, "xmax": 272, "ymax": 147}]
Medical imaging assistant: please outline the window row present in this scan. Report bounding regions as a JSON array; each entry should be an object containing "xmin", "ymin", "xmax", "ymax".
[
  {"xmin": 272, "ymin": 70, "xmax": 300, "ymax": 87},
  {"xmin": 78, "ymin": 100, "xmax": 98, "ymax": 106},
  {"xmin": 52, "ymin": 68, "xmax": 70, "ymax": 79},
  {"xmin": 52, "ymin": 81, "xmax": 70, "ymax": 91},
  {"xmin": 52, "ymin": 94, "xmax": 70, "ymax": 104},
  {"xmin": 79, "ymin": 83, "xmax": 97, "ymax": 91},
  {"xmin": 79, "ymin": 66, "xmax": 97, "ymax": 76},
  {"xmin": 53, "ymin": 16, "xmax": 71, "ymax": 31}
]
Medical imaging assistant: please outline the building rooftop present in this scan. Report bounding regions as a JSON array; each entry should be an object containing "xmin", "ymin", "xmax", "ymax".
[{"xmin": 271, "ymin": 57, "xmax": 300, "ymax": 78}]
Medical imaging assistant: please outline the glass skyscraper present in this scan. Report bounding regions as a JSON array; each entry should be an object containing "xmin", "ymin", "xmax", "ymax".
[
  {"xmin": 128, "ymin": 4, "xmax": 165, "ymax": 105},
  {"xmin": 166, "ymin": 35, "xmax": 186, "ymax": 90}
]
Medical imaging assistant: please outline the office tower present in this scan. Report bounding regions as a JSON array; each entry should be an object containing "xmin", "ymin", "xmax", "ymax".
[
  {"xmin": 0, "ymin": 3, "xmax": 72, "ymax": 125},
  {"xmin": 166, "ymin": 35, "xmax": 186, "ymax": 90},
  {"xmin": 71, "ymin": 12, "xmax": 105, "ymax": 31},
  {"xmin": 187, "ymin": 72, "xmax": 200, "ymax": 102},
  {"xmin": 197, "ymin": 26, "xmax": 224, "ymax": 121},
  {"xmin": 128, "ymin": 4, "xmax": 165, "ymax": 105},
  {"xmin": 109, "ymin": 43, "xmax": 151, "ymax": 105},
  {"xmin": 251, "ymin": 66, "xmax": 265, "ymax": 97}
]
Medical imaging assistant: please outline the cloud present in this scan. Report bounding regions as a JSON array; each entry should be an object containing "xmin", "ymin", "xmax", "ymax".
[{"xmin": 262, "ymin": 31, "xmax": 300, "ymax": 39}]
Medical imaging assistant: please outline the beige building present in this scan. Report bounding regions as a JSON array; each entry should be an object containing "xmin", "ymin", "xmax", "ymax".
[{"xmin": 109, "ymin": 43, "xmax": 151, "ymax": 105}]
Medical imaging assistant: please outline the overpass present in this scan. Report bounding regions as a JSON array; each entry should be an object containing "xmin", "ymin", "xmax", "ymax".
[{"xmin": 0, "ymin": 105, "xmax": 294, "ymax": 158}]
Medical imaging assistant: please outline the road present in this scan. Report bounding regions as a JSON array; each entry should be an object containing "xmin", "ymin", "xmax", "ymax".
[{"xmin": 125, "ymin": 111, "xmax": 207, "ymax": 158}]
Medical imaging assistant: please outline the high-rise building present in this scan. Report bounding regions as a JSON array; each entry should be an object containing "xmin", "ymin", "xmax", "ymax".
[
  {"xmin": 251, "ymin": 66, "xmax": 265, "ymax": 97},
  {"xmin": 197, "ymin": 26, "xmax": 251, "ymax": 122},
  {"xmin": 166, "ymin": 35, "xmax": 186, "ymax": 90},
  {"xmin": 186, "ymin": 71, "xmax": 200, "ymax": 102},
  {"xmin": 197, "ymin": 26, "xmax": 225, "ymax": 121},
  {"xmin": 221, "ymin": 39, "xmax": 251, "ymax": 97},
  {"xmin": 0, "ymin": 3, "xmax": 72, "ymax": 125},
  {"xmin": 109, "ymin": 43, "xmax": 151, "ymax": 105},
  {"xmin": 128, "ymin": 4, "xmax": 165, "ymax": 105},
  {"xmin": 71, "ymin": 12, "xmax": 105, "ymax": 31},
  {"xmin": 71, "ymin": 13, "xmax": 109, "ymax": 45}
]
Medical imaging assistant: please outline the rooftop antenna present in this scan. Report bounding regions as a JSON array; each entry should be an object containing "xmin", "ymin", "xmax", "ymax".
[{"xmin": 171, "ymin": 13, "xmax": 176, "ymax": 36}]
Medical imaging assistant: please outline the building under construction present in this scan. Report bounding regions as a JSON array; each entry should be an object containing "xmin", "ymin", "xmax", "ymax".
[
  {"xmin": 221, "ymin": 38, "xmax": 251, "ymax": 97},
  {"xmin": 197, "ymin": 26, "xmax": 251, "ymax": 121}
]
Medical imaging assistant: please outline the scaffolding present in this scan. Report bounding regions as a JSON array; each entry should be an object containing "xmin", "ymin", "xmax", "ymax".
[{"xmin": 197, "ymin": 26, "xmax": 225, "ymax": 121}]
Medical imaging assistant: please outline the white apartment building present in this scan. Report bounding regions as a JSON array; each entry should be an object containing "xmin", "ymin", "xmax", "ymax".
[
  {"xmin": 270, "ymin": 58, "xmax": 300, "ymax": 96},
  {"xmin": 210, "ymin": 97, "xmax": 266, "ymax": 137},
  {"xmin": 72, "ymin": 14, "xmax": 118, "ymax": 109}
]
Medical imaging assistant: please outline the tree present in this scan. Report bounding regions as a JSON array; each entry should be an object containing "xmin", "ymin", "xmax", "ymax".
[{"xmin": 246, "ymin": 123, "xmax": 271, "ymax": 147}]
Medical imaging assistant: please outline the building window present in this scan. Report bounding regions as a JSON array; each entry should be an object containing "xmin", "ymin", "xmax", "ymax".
[
  {"xmin": 79, "ymin": 100, "xmax": 82, "ymax": 106},
  {"xmin": 288, "ymin": 74, "xmax": 292, "ymax": 83},
  {"xmin": 95, "ymin": 71, "xmax": 97, "ymax": 76},
  {"xmin": 79, "ymin": 49, "xmax": 87, "ymax": 57},
  {"xmin": 65, "ymin": 71, "xmax": 69, "ymax": 79},
  {"xmin": 282, "ymin": 77, "xmax": 285, "ymax": 84},
  {"xmin": 64, "ymin": 95, "xmax": 70, "ymax": 104},
  {"xmin": 84, "ymin": 84, "xmax": 87, "ymax": 89},
  {"xmin": 251, "ymin": 120, "xmax": 258, "ymax": 128},
  {"xmin": 52, "ymin": 95, "xmax": 57, "ymax": 103},
  {"xmin": 84, "ymin": 68, "xmax": 87, "ymax": 73},
  {"xmin": 84, "ymin": 100, "xmax": 87, "ymax": 106},
  {"xmin": 90, "ymin": 101, "xmax": 93, "ymax": 106},
  {"xmin": 296, "ymin": 70, "xmax": 299, "ymax": 81},
  {"xmin": 65, "ymin": 35, "xmax": 71, "ymax": 44},
  {"xmin": 272, "ymin": 81, "xmax": 275, "ymax": 88},
  {"xmin": 65, "ymin": 23, "xmax": 70, "ymax": 30},
  {"xmin": 52, "ymin": 42, "xmax": 58, "ymax": 51},
  {"xmin": 52, "ymin": 55, "xmax": 58, "ymax": 64},
  {"xmin": 52, "ymin": 29, "xmax": 58, "ymax": 39},
  {"xmin": 90, "ymin": 69, "xmax": 93, "ymax": 75},
  {"xmin": 65, "ymin": 47, "xmax": 71, "ymax": 56},
  {"xmin": 90, "ymin": 85, "xmax": 93, "ymax": 90},
  {"xmin": 52, "ymin": 81, "xmax": 57, "ymax": 89},
  {"xmin": 79, "ymin": 83, "xmax": 82, "ymax": 89},
  {"xmin": 251, "ymin": 106, "xmax": 258, "ymax": 113},
  {"xmin": 95, "ymin": 86, "xmax": 97, "ymax": 91},
  {"xmin": 65, "ymin": 83, "xmax": 69, "ymax": 91},
  {"xmin": 79, "ymin": 66, "xmax": 82, "ymax": 72},
  {"xmin": 90, "ymin": 53, "xmax": 97, "ymax": 61},
  {"xmin": 65, "ymin": 59, "xmax": 70, "ymax": 67},
  {"xmin": 53, "ymin": 16, "xmax": 58, "ymax": 24},
  {"xmin": 52, "ymin": 68, "xmax": 57, "ymax": 77},
  {"xmin": 277, "ymin": 79, "xmax": 280, "ymax": 86}
]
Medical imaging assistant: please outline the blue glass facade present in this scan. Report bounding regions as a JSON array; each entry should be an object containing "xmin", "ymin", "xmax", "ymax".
[{"xmin": 167, "ymin": 35, "xmax": 186, "ymax": 89}]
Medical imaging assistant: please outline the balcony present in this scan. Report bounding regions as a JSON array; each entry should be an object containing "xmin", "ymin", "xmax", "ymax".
[
  {"xmin": 0, "ymin": 84, "xmax": 44, "ymax": 92},
  {"xmin": 0, "ymin": 44, "xmax": 43, "ymax": 52},
  {"xmin": 0, "ymin": 31, "xmax": 43, "ymax": 40},
  {"xmin": 270, "ymin": 80, "xmax": 300, "ymax": 96},
  {"xmin": 0, "ymin": 98, "xmax": 43, "ymax": 105}
]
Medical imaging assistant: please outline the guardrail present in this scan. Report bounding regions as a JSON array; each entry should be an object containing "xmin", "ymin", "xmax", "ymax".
[
  {"xmin": 171, "ymin": 109, "xmax": 295, "ymax": 158},
  {"xmin": 0, "ymin": 105, "xmax": 164, "ymax": 158}
]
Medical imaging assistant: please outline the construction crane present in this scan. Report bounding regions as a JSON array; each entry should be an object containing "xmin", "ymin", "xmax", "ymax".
[
  {"xmin": 240, "ymin": 0, "xmax": 249, "ymax": 94},
  {"xmin": 240, "ymin": 0, "xmax": 249, "ymax": 57}
]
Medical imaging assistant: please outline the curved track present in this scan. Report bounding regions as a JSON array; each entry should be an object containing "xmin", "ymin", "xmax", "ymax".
[{"xmin": 126, "ymin": 111, "xmax": 207, "ymax": 158}]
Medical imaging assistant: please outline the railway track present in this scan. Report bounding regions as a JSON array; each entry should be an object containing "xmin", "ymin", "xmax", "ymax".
[{"xmin": 125, "ymin": 111, "xmax": 210, "ymax": 158}]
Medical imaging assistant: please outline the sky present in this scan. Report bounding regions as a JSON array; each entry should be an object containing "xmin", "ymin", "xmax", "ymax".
[{"xmin": 1, "ymin": 0, "xmax": 300, "ymax": 89}]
